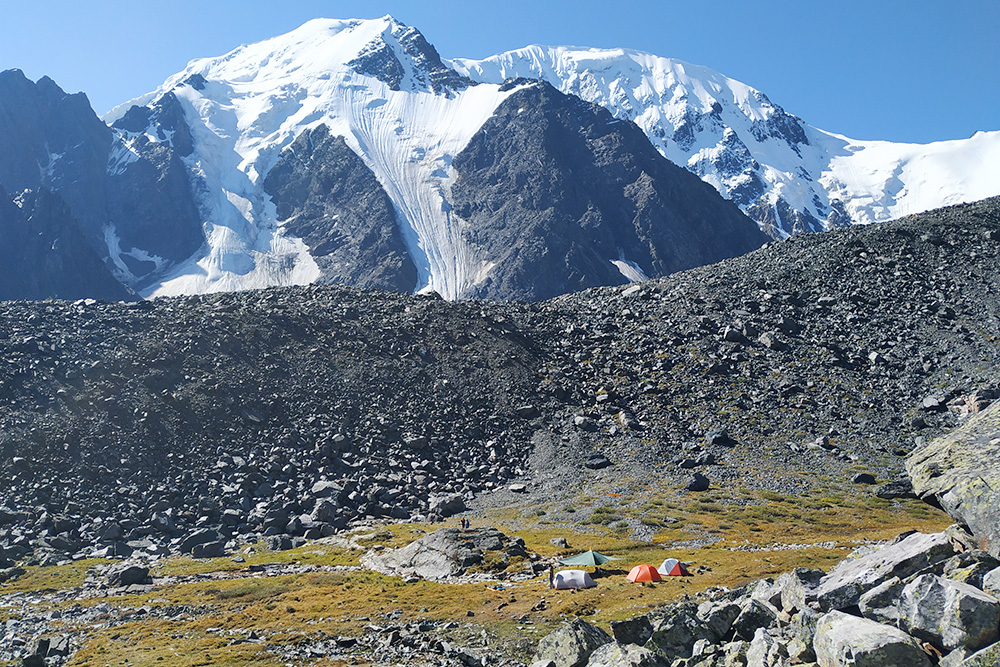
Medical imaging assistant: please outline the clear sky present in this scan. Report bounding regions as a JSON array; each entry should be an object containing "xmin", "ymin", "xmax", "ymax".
[{"xmin": 2, "ymin": 0, "xmax": 996, "ymax": 143}]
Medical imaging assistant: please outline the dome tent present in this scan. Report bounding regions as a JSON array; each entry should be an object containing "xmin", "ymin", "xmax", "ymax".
[
  {"xmin": 553, "ymin": 569, "xmax": 597, "ymax": 589},
  {"xmin": 657, "ymin": 558, "xmax": 691, "ymax": 576},
  {"xmin": 626, "ymin": 564, "xmax": 661, "ymax": 583}
]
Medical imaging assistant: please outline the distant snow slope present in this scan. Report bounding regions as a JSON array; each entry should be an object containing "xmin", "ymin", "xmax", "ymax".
[
  {"xmin": 451, "ymin": 46, "xmax": 1000, "ymax": 237},
  {"xmin": 108, "ymin": 17, "xmax": 522, "ymax": 299}
]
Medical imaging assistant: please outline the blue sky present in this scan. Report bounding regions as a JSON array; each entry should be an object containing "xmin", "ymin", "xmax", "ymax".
[{"xmin": 3, "ymin": 0, "xmax": 996, "ymax": 143}]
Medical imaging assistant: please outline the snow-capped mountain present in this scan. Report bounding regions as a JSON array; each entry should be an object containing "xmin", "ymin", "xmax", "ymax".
[
  {"xmin": 2, "ymin": 16, "xmax": 997, "ymax": 302},
  {"xmin": 105, "ymin": 18, "xmax": 527, "ymax": 299},
  {"xmin": 451, "ymin": 46, "xmax": 1000, "ymax": 238},
  {"xmin": 103, "ymin": 17, "xmax": 765, "ymax": 300}
]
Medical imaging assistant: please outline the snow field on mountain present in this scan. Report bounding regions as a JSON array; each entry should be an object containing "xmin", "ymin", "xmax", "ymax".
[{"xmin": 821, "ymin": 130, "xmax": 1000, "ymax": 223}]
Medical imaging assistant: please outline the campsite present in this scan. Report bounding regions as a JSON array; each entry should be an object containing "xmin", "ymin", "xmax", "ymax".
[{"xmin": 549, "ymin": 550, "xmax": 691, "ymax": 589}]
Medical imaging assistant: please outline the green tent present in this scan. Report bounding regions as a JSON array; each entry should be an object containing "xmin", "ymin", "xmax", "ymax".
[{"xmin": 558, "ymin": 550, "xmax": 620, "ymax": 566}]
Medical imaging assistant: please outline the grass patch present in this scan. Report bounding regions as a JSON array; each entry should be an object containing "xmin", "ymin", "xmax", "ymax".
[
  {"xmin": 0, "ymin": 558, "xmax": 108, "ymax": 594},
  {"xmin": 9, "ymin": 483, "xmax": 952, "ymax": 667}
]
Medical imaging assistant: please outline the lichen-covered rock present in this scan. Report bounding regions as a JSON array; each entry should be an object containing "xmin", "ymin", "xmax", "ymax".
[
  {"xmin": 907, "ymin": 401, "xmax": 1000, "ymax": 557},
  {"xmin": 585, "ymin": 642, "xmax": 669, "ymax": 667},
  {"xmin": 858, "ymin": 577, "xmax": 903, "ymax": 626},
  {"xmin": 813, "ymin": 610, "xmax": 931, "ymax": 667},
  {"xmin": 899, "ymin": 574, "xmax": 1000, "ymax": 652},
  {"xmin": 645, "ymin": 602, "xmax": 719, "ymax": 662},
  {"xmin": 776, "ymin": 567, "xmax": 825, "ymax": 613},
  {"xmin": 533, "ymin": 618, "xmax": 613, "ymax": 667},
  {"xmin": 954, "ymin": 642, "xmax": 1000, "ymax": 666},
  {"xmin": 943, "ymin": 551, "xmax": 1000, "ymax": 589},
  {"xmin": 361, "ymin": 526, "xmax": 528, "ymax": 580},
  {"xmin": 982, "ymin": 566, "xmax": 1000, "ymax": 597},
  {"xmin": 731, "ymin": 598, "xmax": 779, "ymax": 642},
  {"xmin": 611, "ymin": 615, "xmax": 654, "ymax": 647},
  {"xmin": 811, "ymin": 531, "xmax": 955, "ymax": 611},
  {"xmin": 696, "ymin": 599, "xmax": 742, "ymax": 639},
  {"xmin": 746, "ymin": 628, "xmax": 786, "ymax": 667}
]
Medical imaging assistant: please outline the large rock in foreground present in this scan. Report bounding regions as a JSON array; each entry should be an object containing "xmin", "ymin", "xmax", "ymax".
[
  {"xmin": 361, "ymin": 526, "xmax": 530, "ymax": 581},
  {"xmin": 899, "ymin": 574, "xmax": 1000, "ymax": 652},
  {"xmin": 532, "ymin": 618, "xmax": 612, "ymax": 667},
  {"xmin": 908, "ymin": 401, "xmax": 1000, "ymax": 557},
  {"xmin": 813, "ymin": 611, "xmax": 932, "ymax": 667},
  {"xmin": 811, "ymin": 532, "xmax": 956, "ymax": 611}
]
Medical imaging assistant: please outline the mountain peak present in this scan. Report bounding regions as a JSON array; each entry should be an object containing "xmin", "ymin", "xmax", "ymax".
[{"xmin": 347, "ymin": 18, "xmax": 471, "ymax": 94}]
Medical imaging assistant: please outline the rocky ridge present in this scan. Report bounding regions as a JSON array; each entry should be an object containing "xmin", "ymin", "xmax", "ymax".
[
  {"xmin": 0, "ymin": 197, "xmax": 998, "ymax": 570},
  {"xmin": 450, "ymin": 81, "xmax": 768, "ymax": 300},
  {"xmin": 0, "ymin": 70, "xmax": 205, "ymax": 296}
]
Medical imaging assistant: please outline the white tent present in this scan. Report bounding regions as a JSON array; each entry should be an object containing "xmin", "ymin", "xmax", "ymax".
[
  {"xmin": 553, "ymin": 569, "xmax": 597, "ymax": 590},
  {"xmin": 657, "ymin": 558, "xmax": 690, "ymax": 576}
]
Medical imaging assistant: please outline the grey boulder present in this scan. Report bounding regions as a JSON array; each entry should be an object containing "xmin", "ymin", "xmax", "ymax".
[
  {"xmin": 899, "ymin": 574, "xmax": 1000, "ymax": 652},
  {"xmin": 585, "ymin": 642, "xmax": 669, "ymax": 667},
  {"xmin": 907, "ymin": 401, "xmax": 1000, "ymax": 557},
  {"xmin": 533, "ymin": 618, "xmax": 612, "ymax": 667},
  {"xmin": 361, "ymin": 526, "xmax": 526, "ymax": 581},
  {"xmin": 428, "ymin": 493, "xmax": 466, "ymax": 517},
  {"xmin": 812, "ymin": 531, "xmax": 955, "ymax": 610},
  {"xmin": 645, "ymin": 602, "xmax": 718, "ymax": 662},
  {"xmin": 982, "ymin": 566, "xmax": 1000, "ymax": 597},
  {"xmin": 813, "ymin": 610, "xmax": 931, "ymax": 667}
]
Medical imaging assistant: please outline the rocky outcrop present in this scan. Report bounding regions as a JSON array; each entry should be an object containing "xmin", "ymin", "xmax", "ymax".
[
  {"xmin": 907, "ymin": 401, "xmax": 1000, "ymax": 557},
  {"xmin": 0, "ymin": 70, "xmax": 206, "ymax": 297},
  {"xmin": 361, "ymin": 527, "xmax": 530, "ymax": 581},
  {"xmin": 348, "ymin": 18, "xmax": 471, "ymax": 94},
  {"xmin": 0, "ymin": 69, "xmax": 111, "ymax": 239},
  {"xmin": 262, "ymin": 125, "xmax": 417, "ymax": 292},
  {"xmin": 107, "ymin": 91, "xmax": 205, "ymax": 282},
  {"xmin": 811, "ymin": 531, "xmax": 955, "ymax": 611},
  {"xmin": 450, "ymin": 81, "xmax": 769, "ymax": 301}
]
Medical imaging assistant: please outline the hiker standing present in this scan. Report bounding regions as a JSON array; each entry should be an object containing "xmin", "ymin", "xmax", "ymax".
[{"xmin": 548, "ymin": 564, "xmax": 555, "ymax": 588}]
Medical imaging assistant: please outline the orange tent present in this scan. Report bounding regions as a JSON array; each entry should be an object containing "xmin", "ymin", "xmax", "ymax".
[{"xmin": 626, "ymin": 564, "xmax": 662, "ymax": 583}]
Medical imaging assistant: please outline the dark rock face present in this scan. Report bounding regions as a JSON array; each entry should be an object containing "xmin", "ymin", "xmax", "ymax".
[
  {"xmin": 0, "ymin": 69, "xmax": 112, "ymax": 241},
  {"xmin": 0, "ymin": 188, "xmax": 135, "ymax": 301},
  {"xmin": 0, "ymin": 70, "xmax": 205, "ymax": 297},
  {"xmin": 746, "ymin": 197, "xmax": 824, "ymax": 239},
  {"xmin": 107, "ymin": 92, "xmax": 204, "ymax": 279},
  {"xmin": 348, "ymin": 20, "xmax": 471, "ymax": 94},
  {"xmin": 451, "ymin": 81, "xmax": 769, "ymax": 301},
  {"xmin": 262, "ymin": 125, "xmax": 417, "ymax": 292}
]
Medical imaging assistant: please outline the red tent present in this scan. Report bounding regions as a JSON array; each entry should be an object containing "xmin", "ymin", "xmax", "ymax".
[{"xmin": 626, "ymin": 564, "xmax": 662, "ymax": 583}]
